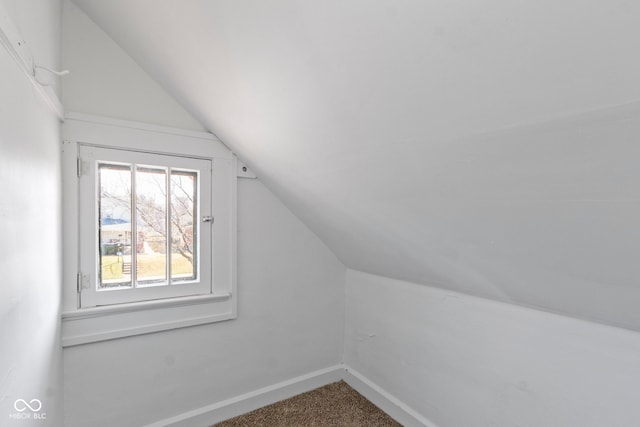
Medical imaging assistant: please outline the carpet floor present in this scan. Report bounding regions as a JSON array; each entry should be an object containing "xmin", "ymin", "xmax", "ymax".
[{"xmin": 213, "ymin": 381, "xmax": 402, "ymax": 426}]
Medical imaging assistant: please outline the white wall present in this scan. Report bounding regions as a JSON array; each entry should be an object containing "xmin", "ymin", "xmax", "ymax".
[
  {"xmin": 61, "ymin": 0, "xmax": 205, "ymax": 131},
  {"xmin": 345, "ymin": 269, "xmax": 640, "ymax": 427},
  {"xmin": 61, "ymin": 5, "xmax": 345, "ymax": 426},
  {"xmin": 0, "ymin": 0, "xmax": 63, "ymax": 425},
  {"xmin": 64, "ymin": 179, "xmax": 345, "ymax": 427}
]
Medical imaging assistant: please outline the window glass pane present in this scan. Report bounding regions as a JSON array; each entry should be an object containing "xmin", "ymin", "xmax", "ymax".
[
  {"xmin": 136, "ymin": 166, "xmax": 168, "ymax": 286},
  {"xmin": 170, "ymin": 170, "xmax": 197, "ymax": 282},
  {"xmin": 98, "ymin": 163, "xmax": 133, "ymax": 289}
]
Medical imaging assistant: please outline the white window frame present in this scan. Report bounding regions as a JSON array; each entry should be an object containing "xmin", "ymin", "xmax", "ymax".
[
  {"xmin": 79, "ymin": 146, "xmax": 212, "ymax": 307},
  {"xmin": 61, "ymin": 113, "xmax": 237, "ymax": 347}
]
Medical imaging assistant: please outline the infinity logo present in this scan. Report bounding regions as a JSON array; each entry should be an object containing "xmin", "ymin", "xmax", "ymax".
[{"xmin": 14, "ymin": 399, "xmax": 42, "ymax": 412}]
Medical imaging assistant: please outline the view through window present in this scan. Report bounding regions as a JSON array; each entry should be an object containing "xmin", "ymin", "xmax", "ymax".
[{"xmin": 98, "ymin": 163, "xmax": 198, "ymax": 289}]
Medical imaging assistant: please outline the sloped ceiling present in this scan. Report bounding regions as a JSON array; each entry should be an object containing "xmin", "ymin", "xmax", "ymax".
[{"xmin": 71, "ymin": 0, "xmax": 640, "ymax": 330}]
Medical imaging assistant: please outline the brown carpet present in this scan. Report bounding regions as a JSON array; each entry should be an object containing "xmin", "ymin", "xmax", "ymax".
[{"xmin": 213, "ymin": 381, "xmax": 401, "ymax": 427}]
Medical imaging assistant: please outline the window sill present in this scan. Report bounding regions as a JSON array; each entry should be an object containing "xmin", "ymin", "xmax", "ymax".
[{"xmin": 61, "ymin": 293, "xmax": 234, "ymax": 347}]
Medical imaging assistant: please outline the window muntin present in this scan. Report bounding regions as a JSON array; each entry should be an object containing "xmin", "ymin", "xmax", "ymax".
[{"xmin": 79, "ymin": 145, "xmax": 212, "ymax": 308}]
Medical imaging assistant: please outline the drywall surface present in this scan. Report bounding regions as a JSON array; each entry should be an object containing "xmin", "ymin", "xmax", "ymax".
[
  {"xmin": 69, "ymin": 0, "xmax": 640, "ymax": 330},
  {"xmin": 0, "ymin": 0, "xmax": 63, "ymax": 425},
  {"xmin": 344, "ymin": 269, "xmax": 640, "ymax": 427},
  {"xmin": 62, "ymin": 7, "xmax": 343, "ymax": 425},
  {"xmin": 61, "ymin": 0, "xmax": 205, "ymax": 131},
  {"xmin": 63, "ymin": 179, "xmax": 345, "ymax": 427}
]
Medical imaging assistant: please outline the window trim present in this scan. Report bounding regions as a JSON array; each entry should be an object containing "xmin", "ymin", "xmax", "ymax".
[{"xmin": 62, "ymin": 113, "xmax": 237, "ymax": 347}]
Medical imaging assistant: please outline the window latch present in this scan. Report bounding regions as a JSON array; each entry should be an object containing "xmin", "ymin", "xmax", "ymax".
[{"xmin": 202, "ymin": 216, "xmax": 214, "ymax": 223}]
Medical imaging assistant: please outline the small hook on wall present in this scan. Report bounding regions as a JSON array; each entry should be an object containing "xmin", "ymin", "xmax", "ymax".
[{"xmin": 34, "ymin": 64, "xmax": 70, "ymax": 86}]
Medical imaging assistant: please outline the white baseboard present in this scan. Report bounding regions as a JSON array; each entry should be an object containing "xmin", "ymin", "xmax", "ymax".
[
  {"xmin": 144, "ymin": 364, "xmax": 435, "ymax": 427},
  {"xmin": 342, "ymin": 365, "xmax": 438, "ymax": 427},
  {"xmin": 143, "ymin": 365, "xmax": 344, "ymax": 427}
]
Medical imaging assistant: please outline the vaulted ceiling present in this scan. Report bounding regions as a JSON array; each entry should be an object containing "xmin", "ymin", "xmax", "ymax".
[{"xmin": 72, "ymin": 0, "xmax": 640, "ymax": 330}]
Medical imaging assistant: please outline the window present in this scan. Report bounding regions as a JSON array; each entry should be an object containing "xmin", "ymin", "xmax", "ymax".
[
  {"xmin": 62, "ymin": 114, "xmax": 237, "ymax": 346},
  {"xmin": 79, "ymin": 146, "xmax": 212, "ymax": 307}
]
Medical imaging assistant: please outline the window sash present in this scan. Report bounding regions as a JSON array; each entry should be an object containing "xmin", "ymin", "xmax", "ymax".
[{"xmin": 79, "ymin": 145, "xmax": 213, "ymax": 308}]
